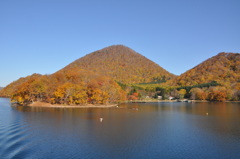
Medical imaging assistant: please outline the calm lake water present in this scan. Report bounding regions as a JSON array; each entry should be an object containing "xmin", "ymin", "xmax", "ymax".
[{"xmin": 0, "ymin": 98, "xmax": 240, "ymax": 159}]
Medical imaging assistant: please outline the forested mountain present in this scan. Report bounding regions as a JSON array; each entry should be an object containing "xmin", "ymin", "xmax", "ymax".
[
  {"xmin": 0, "ymin": 87, "xmax": 3, "ymax": 90},
  {"xmin": 168, "ymin": 52, "xmax": 240, "ymax": 86},
  {"xmin": 1, "ymin": 45, "xmax": 176, "ymax": 105},
  {"xmin": 1, "ymin": 48, "xmax": 239, "ymax": 104},
  {"xmin": 60, "ymin": 45, "xmax": 176, "ymax": 84}
]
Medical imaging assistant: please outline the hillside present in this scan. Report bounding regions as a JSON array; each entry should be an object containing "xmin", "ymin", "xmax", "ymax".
[
  {"xmin": 0, "ymin": 74, "xmax": 42, "ymax": 97},
  {"xmin": 0, "ymin": 45, "xmax": 176, "ymax": 104},
  {"xmin": 1, "ymin": 48, "xmax": 239, "ymax": 104},
  {"xmin": 60, "ymin": 45, "xmax": 176, "ymax": 84},
  {"xmin": 0, "ymin": 69, "xmax": 126, "ymax": 105},
  {"xmin": 168, "ymin": 52, "xmax": 240, "ymax": 86}
]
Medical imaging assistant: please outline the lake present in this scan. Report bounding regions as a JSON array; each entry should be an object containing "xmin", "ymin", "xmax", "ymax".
[{"xmin": 0, "ymin": 98, "xmax": 240, "ymax": 159}]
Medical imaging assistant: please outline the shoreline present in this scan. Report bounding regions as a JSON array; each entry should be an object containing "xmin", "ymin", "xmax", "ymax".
[
  {"xmin": 10, "ymin": 100, "xmax": 240, "ymax": 108},
  {"xmin": 124, "ymin": 100, "xmax": 240, "ymax": 103},
  {"xmin": 37, "ymin": 105, "xmax": 118, "ymax": 108},
  {"xmin": 13, "ymin": 102, "xmax": 118, "ymax": 108}
]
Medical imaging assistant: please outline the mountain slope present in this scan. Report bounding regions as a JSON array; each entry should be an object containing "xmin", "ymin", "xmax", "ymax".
[
  {"xmin": 0, "ymin": 74, "xmax": 42, "ymax": 97},
  {"xmin": 0, "ymin": 70, "xmax": 126, "ymax": 104},
  {"xmin": 168, "ymin": 52, "xmax": 240, "ymax": 86},
  {"xmin": 60, "ymin": 45, "xmax": 176, "ymax": 84}
]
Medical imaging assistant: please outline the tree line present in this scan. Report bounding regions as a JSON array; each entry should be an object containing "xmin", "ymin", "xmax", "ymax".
[
  {"xmin": 6, "ymin": 69, "xmax": 126, "ymax": 105},
  {"xmin": 126, "ymin": 81, "xmax": 240, "ymax": 101}
]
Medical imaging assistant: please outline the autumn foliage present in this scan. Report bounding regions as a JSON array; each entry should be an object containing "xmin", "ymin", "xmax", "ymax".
[
  {"xmin": 168, "ymin": 53, "xmax": 240, "ymax": 87},
  {"xmin": 61, "ymin": 45, "xmax": 175, "ymax": 84},
  {"xmin": 1, "ymin": 69, "xmax": 126, "ymax": 105},
  {"xmin": 0, "ymin": 47, "xmax": 239, "ymax": 104},
  {"xmin": 165, "ymin": 52, "xmax": 239, "ymax": 101},
  {"xmin": 189, "ymin": 86, "xmax": 229, "ymax": 101}
]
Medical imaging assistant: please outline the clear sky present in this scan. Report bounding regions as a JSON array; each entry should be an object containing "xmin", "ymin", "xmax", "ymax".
[{"xmin": 0, "ymin": 0, "xmax": 239, "ymax": 87}]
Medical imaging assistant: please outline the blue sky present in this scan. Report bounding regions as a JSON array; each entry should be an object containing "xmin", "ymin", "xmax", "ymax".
[{"xmin": 0, "ymin": 0, "xmax": 239, "ymax": 87}]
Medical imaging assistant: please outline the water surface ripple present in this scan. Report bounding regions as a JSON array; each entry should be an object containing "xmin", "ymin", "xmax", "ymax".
[{"xmin": 0, "ymin": 98, "xmax": 240, "ymax": 159}]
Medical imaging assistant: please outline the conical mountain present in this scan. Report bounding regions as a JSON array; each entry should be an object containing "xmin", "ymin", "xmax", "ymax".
[
  {"xmin": 168, "ymin": 52, "xmax": 240, "ymax": 86},
  {"xmin": 60, "ymin": 45, "xmax": 176, "ymax": 84}
]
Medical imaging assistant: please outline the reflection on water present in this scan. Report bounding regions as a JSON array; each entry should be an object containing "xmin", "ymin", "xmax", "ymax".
[{"xmin": 0, "ymin": 98, "xmax": 240, "ymax": 159}]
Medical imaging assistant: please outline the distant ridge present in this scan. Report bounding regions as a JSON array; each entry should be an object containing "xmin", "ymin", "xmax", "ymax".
[
  {"xmin": 168, "ymin": 52, "xmax": 240, "ymax": 86},
  {"xmin": 60, "ymin": 45, "xmax": 176, "ymax": 84}
]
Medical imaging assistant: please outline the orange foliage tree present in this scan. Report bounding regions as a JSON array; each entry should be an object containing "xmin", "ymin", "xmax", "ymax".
[
  {"xmin": 9, "ymin": 69, "xmax": 126, "ymax": 105},
  {"xmin": 208, "ymin": 87, "xmax": 227, "ymax": 101}
]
